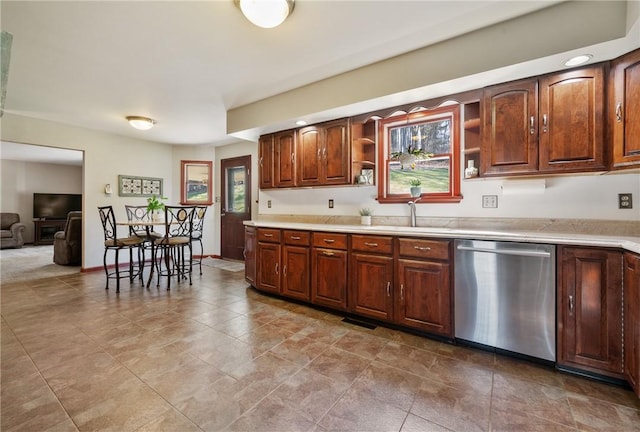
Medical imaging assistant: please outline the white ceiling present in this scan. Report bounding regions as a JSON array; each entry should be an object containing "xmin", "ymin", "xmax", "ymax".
[{"xmin": 0, "ymin": 0, "xmax": 638, "ymax": 165}]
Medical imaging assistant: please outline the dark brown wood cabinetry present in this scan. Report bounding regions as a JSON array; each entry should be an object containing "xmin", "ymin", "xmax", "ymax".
[
  {"xmin": 311, "ymin": 232, "xmax": 348, "ymax": 310},
  {"xmin": 557, "ymin": 246, "xmax": 623, "ymax": 378},
  {"xmin": 274, "ymin": 130, "xmax": 297, "ymax": 188},
  {"xmin": 482, "ymin": 65, "xmax": 606, "ymax": 176},
  {"xmin": 297, "ymin": 119, "xmax": 350, "ymax": 186},
  {"xmin": 396, "ymin": 238, "xmax": 452, "ymax": 336},
  {"xmin": 349, "ymin": 235, "xmax": 394, "ymax": 321},
  {"xmin": 244, "ymin": 226, "xmax": 256, "ymax": 285},
  {"xmin": 281, "ymin": 230, "xmax": 310, "ymax": 301},
  {"xmin": 258, "ymin": 135, "xmax": 274, "ymax": 189},
  {"xmin": 256, "ymin": 228, "xmax": 281, "ymax": 294},
  {"xmin": 610, "ymin": 48, "xmax": 640, "ymax": 169},
  {"xmin": 624, "ymin": 252, "xmax": 640, "ymax": 396}
]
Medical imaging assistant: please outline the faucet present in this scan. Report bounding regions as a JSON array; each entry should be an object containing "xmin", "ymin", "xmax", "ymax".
[{"xmin": 408, "ymin": 197, "xmax": 421, "ymax": 227}]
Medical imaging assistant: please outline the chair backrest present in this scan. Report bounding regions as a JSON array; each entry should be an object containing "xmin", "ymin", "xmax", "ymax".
[
  {"xmin": 125, "ymin": 205, "xmax": 151, "ymax": 236},
  {"xmin": 63, "ymin": 211, "xmax": 82, "ymax": 238},
  {"xmin": 192, "ymin": 206, "xmax": 207, "ymax": 239},
  {"xmin": 0, "ymin": 213, "xmax": 20, "ymax": 229},
  {"xmin": 98, "ymin": 206, "xmax": 117, "ymax": 241},
  {"xmin": 164, "ymin": 206, "xmax": 196, "ymax": 238}
]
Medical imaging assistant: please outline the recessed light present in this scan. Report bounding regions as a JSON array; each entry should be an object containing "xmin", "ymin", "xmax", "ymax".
[
  {"xmin": 295, "ymin": 120, "xmax": 307, "ymax": 126},
  {"xmin": 564, "ymin": 54, "xmax": 592, "ymax": 67}
]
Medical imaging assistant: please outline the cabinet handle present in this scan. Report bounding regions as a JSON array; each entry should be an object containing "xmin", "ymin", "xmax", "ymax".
[
  {"xmin": 317, "ymin": 148, "xmax": 321, "ymax": 159},
  {"xmin": 616, "ymin": 103, "xmax": 622, "ymax": 122},
  {"xmin": 275, "ymin": 263, "xmax": 279, "ymax": 275},
  {"xmin": 530, "ymin": 116, "xmax": 535, "ymax": 134},
  {"xmin": 243, "ymin": 249, "xmax": 246, "ymax": 258},
  {"xmin": 290, "ymin": 235, "xmax": 301, "ymax": 240},
  {"xmin": 283, "ymin": 265, "xmax": 287, "ymax": 276},
  {"xmin": 386, "ymin": 281, "xmax": 391, "ymax": 297},
  {"xmin": 414, "ymin": 246, "xmax": 431, "ymax": 251},
  {"xmin": 364, "ymin": 242, "xmax": 378, "ymax": 247},
  {"xmin": 542, "ymin": 114, "xmax": 548, "ymax": 133},
  {"xmin": 322, "ymin": 251, "xmax": 335, "ymax": 256},
  {"xmin": 291, "ymin": 153, "xmax": 295, "ymax": 163},
  {"xmin": 263, "ymin": 233, "xmax": 273, "ymax": 237},
  {"xmin": 400, "ymin": 284, "xmax": 405, "ymax": 303},
  {"xmin": 568, "ymin": 295, "xmax": 574, "ymax": 314},
  {"xmin": 323, "ymin": 239, "xmax": 335, "ymax": 244},
  {"xmin": 323, "ymin": 147, "xmax": 327, "ymax": 159},
  {"xmin": 259, "ymin": 156, "xmax": 263, "ymax": 167}
]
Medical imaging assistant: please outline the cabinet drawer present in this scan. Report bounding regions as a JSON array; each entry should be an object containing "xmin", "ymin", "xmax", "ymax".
[
  {"xmin": 257, "ymin": 228, "xmax": 281, "ymax": 243},
  {"xmin": 398, "ymin": 238, "xmax": 450, "ymax": 260},
  {"xmin": 312, "ymin": 232, "xmax": 347, "ymax": 250},
  {"xmin": 351, "ymin": 235, "xmax": 393, "ymax": 254},
  {"xmin": 283, "ymin": 230, "xmax": 310, "ymax": 246}
]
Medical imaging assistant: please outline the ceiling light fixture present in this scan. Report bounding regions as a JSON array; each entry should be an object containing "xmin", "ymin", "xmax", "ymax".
[
  {"xmin": 235, "ymin": 0, "xmax": 295, "ymax": 29},
  {"xmin": 564, "ymin": 54, "xmax": 592, "ymax": 67},
  {"xmin": 126, "ymin": 116, "xmax": 156, "ymax": 131},
  {"xmin": 295, "ymin": 120, "xmax": 307, "ymax": 126}
]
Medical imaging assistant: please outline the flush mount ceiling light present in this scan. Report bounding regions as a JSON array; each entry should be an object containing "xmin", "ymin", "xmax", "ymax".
[
  {"xmin": 235, "ymin": 0, "xmax": 295, "ymax": 29},
  {"xmin": 126, "ymin": 116, "xmax": 156, "ymax": 131},
  {"xmin": 564, "ymin": 54, "xmax": 593, "ymax": 67},
  {"xmin": 295, "ymin": 120, "xmax": 307, "ymax": 126}
]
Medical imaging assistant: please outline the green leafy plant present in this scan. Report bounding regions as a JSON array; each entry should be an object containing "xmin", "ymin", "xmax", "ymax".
[
  {"xmin": 359, "ymin": 208, "xmax": 373, "ymax": 216},
  {"xmin": 410, "ymin": 178, "xmax": 422, "ymax": 187},
  {"xmin": 146, "ymin": 195, "xmax": 167, "ymax": 212}
]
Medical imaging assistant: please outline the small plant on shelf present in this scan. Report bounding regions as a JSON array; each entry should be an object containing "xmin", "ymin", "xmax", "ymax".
[
  {"xmin": 359, "ymin": 208, "xmax": 373, "ymax": 216},
  {"xmin": 359, "ymin": 208, "xmax": 373, "ymax": 225},
  {"xmin": 409, "ymin": 178, "xmax": 422, "ymax": 187}
]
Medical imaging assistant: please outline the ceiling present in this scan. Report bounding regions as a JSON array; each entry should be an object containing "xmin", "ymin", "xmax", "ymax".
[{"xmin": 0, "ymin": 0, "xmax": 638, "ymax": 165}]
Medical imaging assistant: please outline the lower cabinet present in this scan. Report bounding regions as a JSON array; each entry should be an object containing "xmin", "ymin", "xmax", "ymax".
[
  {"xmin": 558, "ymin": 246, "xmax": 623, "ymax": 378},
  {"xmin": 256, "ymin": 230, "xmax": 281, "ymax": 294},
  {"xmin": 281, "ymin": 230, "xmax": 310, "ymax": 301},
  {"xmin": 311, "ymin": 232, "xmax": 348, "ymax": 310},
  {"xmin": 624, "ymin": 252, "xmax": 640, "ymax": 396}
]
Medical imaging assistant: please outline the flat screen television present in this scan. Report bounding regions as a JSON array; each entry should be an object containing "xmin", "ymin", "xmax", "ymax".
[{"xmin": 33, "ymin": 193, "xmax": 82, "ymax": 220}]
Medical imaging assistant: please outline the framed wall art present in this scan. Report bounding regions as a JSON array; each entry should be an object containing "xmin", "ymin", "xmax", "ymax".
[
  {"xmin": 180, "ymin": 160, "xmax": 212, "ymax": 205},
  {"xmin": 118, "ymin": 175, "xmax": 163, "ymax": 197}
]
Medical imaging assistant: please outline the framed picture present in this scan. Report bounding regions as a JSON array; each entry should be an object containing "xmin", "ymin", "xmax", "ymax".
[
  {"xmin": 180, "ymin": 160, "xmax": 213, "ymax": 205},
  {"xmin": 118, "ymin": 175, "xmax": 163, "ymax": 197}
]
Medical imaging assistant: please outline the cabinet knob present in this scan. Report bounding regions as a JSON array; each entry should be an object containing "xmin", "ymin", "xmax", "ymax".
[
  {"xmin": 568, "ymin": 295, "xmax": 574, "ymax": 314},
  {"xmin": 530, "ymin": 116, "xmax": 535, "ymax": 135},
  {"xmin": 386, "ymin": 281, "xmax": 391, "ymax": 297},
  {"xmin": 616, "ymin": 103, "xmax": 622, "ymax": 122},
  {"xmin": 275, "ymin": 263, "xmax": 279, "ymax": 275},
  {"xmin": 400, "ymin": 284, "xmax": 405, "ymax": 303},
  {"xmin": 542, "ymin": 114, "xmax": 548, "ymax": 133}
]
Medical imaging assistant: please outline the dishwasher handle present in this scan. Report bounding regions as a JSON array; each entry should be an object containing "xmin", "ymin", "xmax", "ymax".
[{"xmin": 456, "ymin": 245, "xmax": 551, "ymax": 258}]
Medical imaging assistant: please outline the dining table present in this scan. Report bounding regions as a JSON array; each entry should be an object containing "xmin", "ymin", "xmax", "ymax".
[{"xmin": 116, "ymin": 220, "xmax": 166, "ymax": 288}]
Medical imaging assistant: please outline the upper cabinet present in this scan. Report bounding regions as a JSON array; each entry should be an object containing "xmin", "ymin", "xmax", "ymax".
[
  {"xmin": 258, "ymin": 134, "xmax": 274, "ymax": 189},
  {"xmin": 610, "ymin": 48, "xmax": 640, "ymax": 169},
  {"xmin": 274, "ymin": 130, "xmax": 297, "ymax": 188},
  {"xmin": 482, "ymin": 64, "xmax": 606, "ymax": 177},
  {"xmin": 297, "ymin": 118, "xmax": 351, "ymax": 186}
]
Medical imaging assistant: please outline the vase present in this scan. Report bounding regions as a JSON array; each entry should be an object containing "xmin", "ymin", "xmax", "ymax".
[
  {"xmin": 465, "ymin": 160, "xmax": 479, "ymax": 178},
  {"xmin": 410, "ymin": 186, "xmax": 421, "ymax": 197},
  {"xmin": 360, "ymin": 215, "xmax": 371, "ymax": 225},
  {"xmin": 151, "ymin": 210, "xmax": 163, "ymax": 222}
]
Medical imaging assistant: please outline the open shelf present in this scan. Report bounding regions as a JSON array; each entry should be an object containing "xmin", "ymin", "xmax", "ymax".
[
  {"xmin": 463, "ymin": 118, "xmax": 480, "ymax": 131},
  {"xmin": 464, "ymin": 147, "xmax": 480, "ymax": 155}
]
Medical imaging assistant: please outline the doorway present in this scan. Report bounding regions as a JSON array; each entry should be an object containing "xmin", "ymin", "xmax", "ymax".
[{"xmin": 220, "ymin": 155, "xmax": 251, "ymax": 261}]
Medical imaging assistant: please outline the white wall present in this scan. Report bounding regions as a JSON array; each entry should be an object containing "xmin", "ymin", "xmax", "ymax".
[{"xmin": 0, "ymin": 159, "xmax": 82, "ymax": 242}]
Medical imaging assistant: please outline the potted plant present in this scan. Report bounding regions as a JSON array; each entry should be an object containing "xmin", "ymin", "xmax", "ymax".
[
  {"xmin": 409, "ymin": 178, "xmax": 422, "ymax": 197},
  {"xmin": 146, "ymin": 195, "xmax": 167, "ymax": 221},
  {"xmin": 359, "ymin": 208, "xmax": 372, "ymax": 225}
]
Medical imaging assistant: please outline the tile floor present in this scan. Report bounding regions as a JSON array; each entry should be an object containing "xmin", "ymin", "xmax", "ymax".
[{"xmin": 1, "ymin": 265, "xmax": 639, "ymax": 432}]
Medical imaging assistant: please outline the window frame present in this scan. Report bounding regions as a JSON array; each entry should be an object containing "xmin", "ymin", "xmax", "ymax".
[
  {"xmin": 377, "ymin": 104, "xmax": 462, "ymax": 204},
  {"xmin": 180, "ymin": 160, "xmax": 213, "ymax": 205}
]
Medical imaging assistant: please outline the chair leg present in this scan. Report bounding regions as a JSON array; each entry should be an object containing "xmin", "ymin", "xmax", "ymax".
[
  {"xmin": 115, "ymin": 248, "xmax": 120, "ymax": 293},
  {"xmin": 103, "ymin": 248, "xmax": 109, "ymax": 290},
  {"xmin": 197, "ymin": 239, "xmax": 203, "ymax": 275},
  {"xmin": 188, "ymin": 243, "xmax": 193, "ymax": 285}
]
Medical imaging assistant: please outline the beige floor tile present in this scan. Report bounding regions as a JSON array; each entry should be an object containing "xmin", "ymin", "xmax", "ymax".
[{"xmin": 306, "ymin": 346, "xmax": 372, "ymax": 386}]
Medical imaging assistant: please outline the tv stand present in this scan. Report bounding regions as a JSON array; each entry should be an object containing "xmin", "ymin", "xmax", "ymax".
[{"xmin": 34, "ymin": 219, "xmax": 66, "ymax": 245}]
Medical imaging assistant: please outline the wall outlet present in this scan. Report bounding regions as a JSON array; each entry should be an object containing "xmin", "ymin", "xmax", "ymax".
[
  {"xmin": 328, "ymin": 199, "xmax": 334, "ymax": 208},
  {"xmin": 267, "ymin": 200, "xmax": 272, "ymax": 208},
  {"xmin": 482, "ymin": 195, "xmax": 498, "ymax": 208},
  {"xmin": 619, "ymin": 193, "xmax": 632, "ymax": 209}
]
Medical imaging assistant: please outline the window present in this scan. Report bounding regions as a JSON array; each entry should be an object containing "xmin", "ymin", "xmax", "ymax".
[{"xmin": 377, "ymin": 104, "xmax": 462, "ymax": 203}]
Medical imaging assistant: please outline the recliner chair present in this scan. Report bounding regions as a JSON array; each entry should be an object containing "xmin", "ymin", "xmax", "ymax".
[
  {"xmin": 0, "ymin": 213, "xmax": 26, "ymax": 249},
  {"xmin": 53, "ymin": 211, "xmax": 82, "ymax": 265}
]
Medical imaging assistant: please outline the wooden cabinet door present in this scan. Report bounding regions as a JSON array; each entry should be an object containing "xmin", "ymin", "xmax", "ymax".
[
  {"xmin": 611, "ymin": 48, "xmax": 640, "ymax": 169},
  {"xmin": 481, "ymin": 78, "xmax": 539, "ymax": 176},
  {"xmin": 624, "ymin": 252, "xmax": 640, "ymax": 396},
  {"xmin": 349, "ymin": 253, "xmax": 393, "ymax": 321},
  {"xmin": 297, "ymin": 126, "xmax": 322, "ymax": 186},
  {"xmin": 274, "ymin": 130, "xmax": 297, "ymax": 188},
  {"xmin": 258, "ymin": 134, "xmax": 274, "ymax": 189},
  {"xmin": 558, "ymin": 247, "xmax": 623, "ymax": 377},
  {"xmin": 244, "ymin": 226, "xmax": 256, "ymax": 285},
  {"xmin": 256, "ymin": 242, "xmax": 281, "ymax": 294},
  {"xmin": 311, "ymin": 247, "xmax": 347, "ymax": 310},
  {"xmin": 282, "ymin": 245, "xmax": 310, "ymax": 301},
  {"xmin": 323, "ymin": 119, "xmax": 350, "ymax": 185},
  {"xmin": 539, "ymin": 65, "xmax": 606, "ymax": 172},
  {"xmin": 396, "ymin": 259, "xmax": 451, "ymax": 337}
]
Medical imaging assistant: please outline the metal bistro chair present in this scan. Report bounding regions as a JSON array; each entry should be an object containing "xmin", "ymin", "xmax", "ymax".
[
  {"xmin": 190, "ymin": 206, "xmax": 208, "ymax": 275},
  {"xmin": 154, "ymin": 205, "xmax": 196, "ymax": 290},
  {"xmin": 98, "ymin": 206, "xmax": 145, "ymax": 293},
  {"xmin": 125, "ymin": 205, "xmax": 163, "ymax": 268}
]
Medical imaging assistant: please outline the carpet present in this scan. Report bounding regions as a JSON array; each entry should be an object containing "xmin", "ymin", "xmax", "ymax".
[
  {"xmin": 0, "ymin": 245, "xmax": 80, "ymax": 284},
  {"xmin": 201, "ymin": 257, "xmax": 245, "ymax": 272}
]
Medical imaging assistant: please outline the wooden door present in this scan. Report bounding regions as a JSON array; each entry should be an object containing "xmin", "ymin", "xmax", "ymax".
[
  {"xmin": 481, "ymin": 78, "xmax": 539, "ymax": 176},
  {"xmin": 282, "ymin": 245, "xmax": 310, "ymax": 301},
  {"xmin": 311, "ymin": 247, "xmax": 348, "ymax": 310},
  {"xmin": 396, "ymin": 259, "xmax": 451, "ymax": 336},
  {"xmin": 244, "ymin": 226, "xmax": 256, "ymax": 285},
  {"xmin": 256, "ymin": 242, "xmax": 280, "ymax": 294},
  {"xmin": 611, "ymin": 48, "xmax": 640, "ymax": 168},
  {"xmin": 323, "ymin": 119, "xmax": 350, "ymax": 185},
  {"xmin": 349, "ymin": 253, "xmax": 394, "ymax": 321},
  {"xmin": 558, "ymin": 247, "xmax": 623, "ymax": 377},
  {"xmin": 297, "ymin": 126, "xmax": 322, "ymax": 186},
  {"xmin": 624, "ymin": 252, "xmax": 640, "ymax": 396},
  {"xmin": 274, "ymin": 130, "xmax": 296, "ymax": 187},
  {"xmin": 258, "ymin": 135, "xmax": 274, "ymax": 189},
  {"xmin": 538, "ymin": 65, "xmax": 606, "ymax": 172},
  {"xmin": 220, "ymin": 155, "xmax": 251, "ymax": 261}
]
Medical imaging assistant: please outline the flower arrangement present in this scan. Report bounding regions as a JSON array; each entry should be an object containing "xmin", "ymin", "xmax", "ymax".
[
  {"xmin": 358, "ymin": 208, "xmax": 373, "ymax": 216},
  {"xmin": 146, "ymin": 195, "xmax": 167, "ymax": 212},
  {"xmin": 410, "ymin": 178, "xmax": 422, "ymax": 187}
]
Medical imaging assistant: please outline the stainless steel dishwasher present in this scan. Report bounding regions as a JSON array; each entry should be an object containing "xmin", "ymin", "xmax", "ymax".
[{"xmin": 454, "ymin": 239, "xmax": 556, "ymax": 362}]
